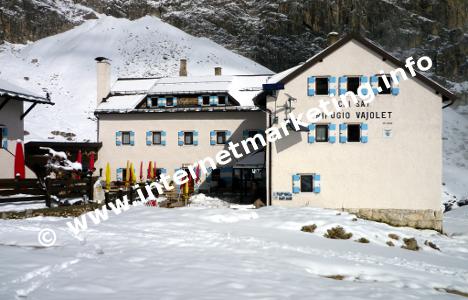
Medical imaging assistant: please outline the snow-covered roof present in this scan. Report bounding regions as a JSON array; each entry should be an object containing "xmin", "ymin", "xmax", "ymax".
[
  {"xmin": 110, "ymin": 78, "xmax": 159, "ymax": 94},
  {"xmin": 0, "ymin": 78, "xmax": 51, "ymax": 103},
  {"xmin": 267, "ymin": 65, "xmax": 302, "ymax": 84},
  {"xmin": 149, "ymin": 76, "xmax": 234, "ymax": 94},
  {"xmin": 98, "ymin": 74, "xmax": 270, "ymax": 110},
  {"xmin": 97, "ymin": 94, "xmax": 146, "ymax": 110}
]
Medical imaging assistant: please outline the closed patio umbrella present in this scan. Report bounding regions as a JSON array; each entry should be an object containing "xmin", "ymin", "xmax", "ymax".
[
  {"xmin": 105, "ymin": 162, "xmax": 111, "ymax": 190},
  {"xmin": 14, "ymin": 140, "xmax": 25, "ymax": 179},
  {"xmin": 139, "ymin": 161, "xmax": 143, "ymax": 182},
  {"xmin": 89, "ymin": 152, "xmax": 95, "ymax": 173}
]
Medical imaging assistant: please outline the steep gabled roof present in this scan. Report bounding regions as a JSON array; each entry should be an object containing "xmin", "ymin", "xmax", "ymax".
[
  {"xmin": 276, "ymin": 33, "xmax": 455, "ymax": 100},
  {"xmin": 0, "ymin": 78, "xmax": 53, "ymax": 104}
]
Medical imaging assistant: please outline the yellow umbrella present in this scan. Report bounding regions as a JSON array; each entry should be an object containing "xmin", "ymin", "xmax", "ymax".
[
  {"xmin": 105, "ymin": 162, "xmax": 111, "ymax": 190},
  {"xmin": 125, "ymin": 160, "xmax": 130, "ymax": 186},
  {"xmin": 130, "ymin": 162, "xmax": 137, "ymax": 184}
]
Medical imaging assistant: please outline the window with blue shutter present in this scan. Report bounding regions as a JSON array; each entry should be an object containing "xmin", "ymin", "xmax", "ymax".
[
  {"xmin": 328, "ymin": 124, "xmax": 336, "ymax": 143},
  {"xmin": 178, "ymin": 131, "xmax": 184, "ymax": 146},
  {"xmin": 161, "ymin": 131, "xmax": 166, "ymax": 146},
  {"xmin": 370, "ymin": 75, "xmax": 379, "ymax": 95},
  {"xmin": 328, "ymin": 76, "xmax": 337, "ymax": 96},
  {"xmin": 115, "ymin": 131, "xmax": 122, "ymax": 146},
  {"xmin": 130, "ymin": 131, "xmax": 135, "ymax": 146},
  {"xmin": 339, "ymin": 76, "xmax": 347, "ymax": 95},
  {"xmin": 307, "ymin": 76, "xmax": 315, "ymax": 96},
  {"xmin": 147, "ymin": 97, "xmax": 153, "ymax": 108},
  {"xmin": 308, "ymin": 124, "xmax": 315, "ymax": 143},
  {"xmin": 193, "ymin": 131, "xmax": 199, "ymax": 146},
  {"xmin": 226, "ymin": 130, "xmax": 232, "ymax": 141},
  {"xmin": 1, "ymin": 127, "xmax": 8, "ymax": 149},
  {"xmin": 210, "ymin": 95, "xmax": 218, "ymax": 106},
  {"xmin": 198, "ymin": 96, "xmax": 203, "ymax": 106},
  {"xmin": 360, "ymin": 123, "xmax": 368, "ymax": 143},
  {"xmin": 210, "ymin": 131, "xmax": 216, "ymax": 145},
  {"xmin": 292, "ymin": 174, "xmax": 300, "ymax": 194},
  {"xmin": 339, "ymin": 123, "xmax": 348, "ymax": 143},
  {"xmin": 360, "ymin": 76, "xmax": 369, "ymax": 95},
  {"xmin": 313, "ymin": 174, "xmax": 321, "ymax": 193},
  {"xmin": 157, "ymin": 97, "xmax": 165, "ymax": 107},
  {"xmin": 391, "ymin": 75, "xmax": 400, "ymax": 95},
  {"xmin": 116, "ymin": 168, "xmax": 123, "ymax": 181},
  {"xmin": 146, "ymin": 131, "xmax": 152, "ymax": 145}
]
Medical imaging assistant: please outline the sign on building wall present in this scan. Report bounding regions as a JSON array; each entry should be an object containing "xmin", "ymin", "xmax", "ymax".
[{"xmin": 273, "ymin": 192, "xmax": 293, "ymax": 201}]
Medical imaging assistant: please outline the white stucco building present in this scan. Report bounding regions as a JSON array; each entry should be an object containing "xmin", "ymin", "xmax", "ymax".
[{"xmin": 94, "ymin": 34, "xmax": 455, "ymax": 230}]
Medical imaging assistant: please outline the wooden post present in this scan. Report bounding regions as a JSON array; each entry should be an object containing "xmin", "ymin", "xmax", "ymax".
[
  {"xmin": 88, "ymin": 176, "xmax": 94, "ymax": 201},
  {"xmin": 45, "ymin": 177, "xmax": 51, "ymax": 208}
]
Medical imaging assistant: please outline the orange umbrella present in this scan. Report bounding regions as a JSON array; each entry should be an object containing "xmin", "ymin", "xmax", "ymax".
[
  {"xmin": 139, "ymin": 161, "xmax": 143, "ymax": 182},
  {"xmin": 14, "ymin": 140, "xmax": 25, "ymax": 179}
]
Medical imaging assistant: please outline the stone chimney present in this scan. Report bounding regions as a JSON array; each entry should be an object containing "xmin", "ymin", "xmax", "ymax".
[
  {"xmin": 95, "ymin": 57, "xmax": 111, "ymax": 106},
  {"xmin": 214, "ymin": 66, "xmax": 222, "ymax": 76},
  {"xmin": 327, "ymin": 32, "xmax": 339, "ymax": 46},
  {"xmin": 179, "ymin": 59, "xmax": 187, "ymax": 77}
]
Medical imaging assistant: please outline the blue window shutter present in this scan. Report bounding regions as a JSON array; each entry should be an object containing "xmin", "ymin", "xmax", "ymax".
[
  {"xmin": 360, "ymin": 123, "xmax": 369, "ymax": 143},
  {"xmin": 178, "ymin": 131, "xmax": 184, "ymax": 146},
  {"xmin": 360, "ymin": 76, "xmax": 368, "ymax": 83},
  {"xmin": 292, "ymin": 174, "xmax": 300, "ymax": 194},
  {"xmin": 146, "ymin": 131, "xmax": 152, "ymax": 146},
  {"xmin": 130, "ymin": 131, "xmax": 135, "ymax": 146},
  {"xmin": 173, "ymin": 97, "xmax": 178, "ymax": 106},
  {"xmin": 198, "ymin": 96, "xmax": 203, "ymax": 106},
  {"xmin": 147, "ymin": 97, "xmax": 153, "ymax": 108},
  {"xmin": 307, "ymin": 77, "xmax": 315, "ymax": 96},
  {"xmin": 339, "ymin": 123, "xmax": 347, "ymax": 143},
  {"xmin": 391, "ymin": 87, "xmax": 400, "ymax": 95},
  {"xmin": 193, "ymin": 131, "xmax": 199, "ymax": 146},
  {"xmin": 308, "ymin": 124, "xmax": 315, "ymax": 144},
  {"xmin": 339, "ymin": 76, "xmax": 347, "ymax": 83},
  {"xmin": 1, "ymin": 127, "xmax": 8, "ymax": 149},
  {"xmin": 372, "ymin": 88, "xmax": 379, "ymax": 94},
  {"xmin": 313, "ymin": 174, "xmax": 321, "ymax": 193},
  {"xmin": 158, "ymin": 97, "xmax": 165, "ymax": 107},
  {"xmin": 210, "ymin": 131, "xmax": 216, "ymax": 145},
  {"xmin": 161, "ymin": 131, "xmax": 166, "ymax": 146},
  {"xmin": 328, "ymin": 123, "xmax": 336, "ymax": 144},
  {"xmin": 370, "ymin": 75, "xmax": 378, "ymax": 83},
  {"xmin": 226, "ymin": 130, "xmax": 232, "ymax": 141},
  {"xmin": 210, "ymin": 96, "xmax": 217, "ymax": 106},
  {"xmin": 339, "ymin": 76, "xmax": 347, "ymax": 95},
  {"xmin": 115, "ymin": 131, "xmax": 122, "ymax": 146},
  {"xmin": 329, "ymin": 76, "xmax": 337, "ymax": 83}
]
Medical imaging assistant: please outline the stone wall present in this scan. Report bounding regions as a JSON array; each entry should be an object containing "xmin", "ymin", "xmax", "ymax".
[{"xmin": 345, "ymin": 208, "xmax": 443, "ymax": 232}]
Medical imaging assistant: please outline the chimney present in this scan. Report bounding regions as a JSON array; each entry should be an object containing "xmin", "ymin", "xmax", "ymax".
[
  {"xmin": 179, "ymin": 59, "xmax": 187, "ymax": 77},
  {"xmin": 214, "ymin": 66, "xmax": 222, "ymax": 76},
  {"xmin": 95, "ymin": 57, "xmax": 111, "ymax": 106},
  {"xmin": 327, "ymin": 32, "xmax": 339, "ymax": 46}
]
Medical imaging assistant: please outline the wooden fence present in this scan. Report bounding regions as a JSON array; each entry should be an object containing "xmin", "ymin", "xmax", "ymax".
[{"xmin": 0, "ymin": 179, "xmax": 46, "ymax": 203}]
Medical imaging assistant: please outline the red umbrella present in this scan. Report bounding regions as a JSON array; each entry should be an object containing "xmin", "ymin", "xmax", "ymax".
[
  {"xmin": 14, "ymin": 140, "xmax": 25, "ymax": 179},
  {"xmin": 139, "ymin": 161, "xmax": 143, "ymax": 182},
  {"xmin": 76, "ymin": 150, "xmax": 82, "ymax": 164},
  {"xmin": 195, "ymin": 164, "xmax": 201, "ymax": 183},
  {"xmin": 147, "ymin": 161, "xmax": 152, "ymax": 180},
  {"xmin": 89, "ymin": 152, "xmax": 95, "ymax": 172}
]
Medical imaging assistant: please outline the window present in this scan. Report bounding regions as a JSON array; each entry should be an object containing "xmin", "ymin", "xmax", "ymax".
[
  {"xmin": 202, "ymin": 96, "xmax": 210, "ymax": 106},
  {"xmin": 347, "ymin": 76, "xmax": 360, "ymax": 94},
  {"xmin": 347, "ymin": 124, "xmax": 361, "ymax": 142},
  {"xmin": 152, "ymin": 131, "xmax": 162, "ymax": 145},
  {"xmin": 184, "ymin": 131, "xmax": 194, "ymax": 145},
  {"xmin": 248, "ymin": 130, "xmax": 258, "ymax": 138},
  {"xmin": 121, "ymin": 131, "xmax": 131, "ymax": 145},
  {"xmin": 315, "ymin": 125, "xmax": 329, "ymax": 142},
  {"xmin": 216, "ymin": 131, "xmax": 226, "ymax": 144},
  {"xmin": 315, "ymin": 77, "xmax": 329, "ymax": 95},
  {"xmin": 218, "ymin": 95, "xmax": 227, "ymax": 105},
  {"xmin": 166, "ymin": 97, "xmax": 174, "ymax": 107},
  {"xmin": 378, "ymin": 75, "xmax": 392, "ymax": 94},
  {"xmin": 300, "ymin": 175, "xmax": 314, "ymax": 192}
]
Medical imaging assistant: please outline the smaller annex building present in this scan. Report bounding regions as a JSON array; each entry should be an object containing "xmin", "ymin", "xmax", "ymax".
[
  {"xmin": 94, "ymin": 59, "xmax": 271, "ymax": 202},
  {"xmin": 0, "ymin": 79, "xmax": 54, "ymax": 179}
]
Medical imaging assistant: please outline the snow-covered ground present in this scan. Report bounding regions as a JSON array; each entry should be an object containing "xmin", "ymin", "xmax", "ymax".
[
  {"xmin": 1, "ymin": 202, "xmax": 468, "ymax": 299},
  {"xmin": 0, "ymin": 15, "xmax": 271, "ymax": 142}
]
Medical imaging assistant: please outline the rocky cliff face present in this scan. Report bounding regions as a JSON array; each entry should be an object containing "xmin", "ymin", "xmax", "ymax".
[{"xmin": 1, "ymin": 0, "xmax": 467, "ymax": 100}]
